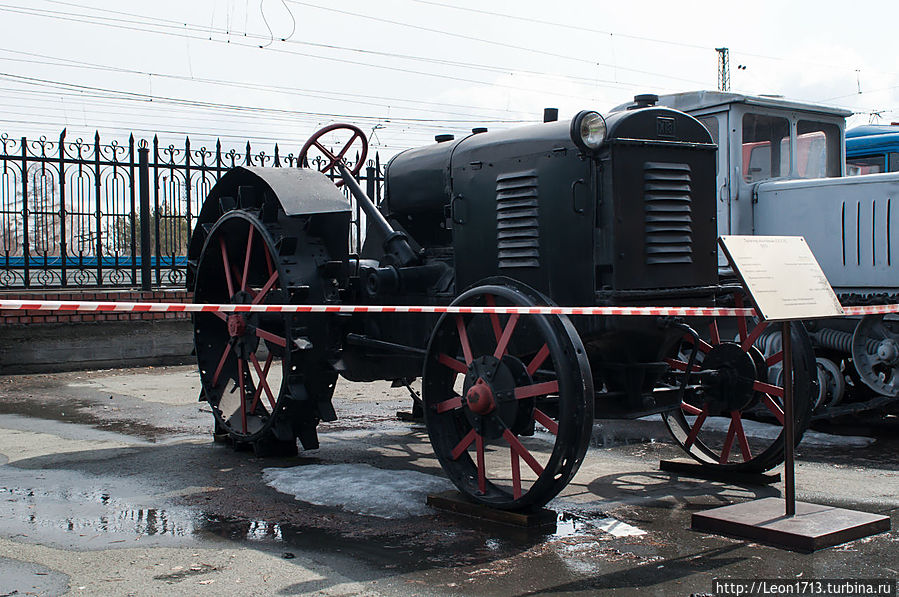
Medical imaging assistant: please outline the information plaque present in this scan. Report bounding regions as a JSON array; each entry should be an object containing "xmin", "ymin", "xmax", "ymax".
[
  {"xmin": 718, "ymin": 235, "xmax": 844, "ymax": 321},
  {"xmin": 692, "ymin": 236, "xmax": 889, "ymax": 552}
]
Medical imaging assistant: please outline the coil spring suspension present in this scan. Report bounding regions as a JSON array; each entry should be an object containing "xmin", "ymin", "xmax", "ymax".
[{"xmin": 812, "ymin": 326, "xmax": 879, "ymax": 354}]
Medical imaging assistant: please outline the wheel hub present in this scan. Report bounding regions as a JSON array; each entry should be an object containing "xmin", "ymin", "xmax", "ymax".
[
  {"xmin": 701, "ymin": 342, "xmax": 757, "ymax": 412},
  {"xmin": 877, "ymin": 339, "xmax": 899, "ymax": 365},
  {"xmin": 462, "ymin": 355, "xmax": 523, "ymax": 440},
  {"xmin": 227, "ymin": 313, "xmax": 247, "ymax": 337},
  {"xmin": 465, "ymin": 381, "xmax": 496, "ymax": 415}
]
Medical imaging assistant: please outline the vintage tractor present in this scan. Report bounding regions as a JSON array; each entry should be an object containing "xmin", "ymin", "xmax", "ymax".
[{"xmin": 186, "ymin": 100, "xmax": 816, "ymax": 511}]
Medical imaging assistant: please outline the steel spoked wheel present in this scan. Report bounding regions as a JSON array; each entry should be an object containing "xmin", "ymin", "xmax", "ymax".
[
  {"xmin": 194, "ymin": 211, "xmax": 296, "ymax": 451},
  {"xmin": 423, "ymin": 284, "xmax": 594, "ymax": 510},
  {"xmin": 664, "ymin": 298, "xmax": 815, "ymax": 472}
]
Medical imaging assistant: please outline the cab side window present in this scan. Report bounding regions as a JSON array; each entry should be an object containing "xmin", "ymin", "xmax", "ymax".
[
  {"xmin": 742, "ymin": 114, "xmax": 790, "ymax": 182},
  {"xmin": 797, "ymin": 121, "xmax": 840, "ymax": 178},
  {"xmin": 697, "ymin": 115, "xmax": 719, "ymax": 174}
]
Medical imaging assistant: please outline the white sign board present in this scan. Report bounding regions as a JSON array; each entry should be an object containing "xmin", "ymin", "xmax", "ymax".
[{"xmin": 718, "ymin": 236, "xmax": 844, "ymax": 321}]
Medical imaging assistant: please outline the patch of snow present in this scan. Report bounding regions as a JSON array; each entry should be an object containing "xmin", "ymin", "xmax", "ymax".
[
  {"xmin": 624, "ymin": 414, "xmax": 874, "ymax": 448},
  {"xmin": 698, "ymin": 416, "xmax": 874, "ymax": 448},
  {"xmin": 594, "ymin": 517, "xmax": 646, "ymax": 537},
  {"xmin": 262, "ymin": 463, "xmax": 452, "ymax": 519}
]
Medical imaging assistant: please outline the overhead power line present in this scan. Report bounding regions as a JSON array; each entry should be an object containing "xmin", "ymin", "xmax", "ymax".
[
  {"xmin": 409, "ymin": 0, "xmax": 899, "ymax": 80},
  {"xmin": 0, "ymin": 72, "xmax": 537, "ymax": 125},
  {"xmin": 0, "ymin": 2, "xmax": 704, "ymax": 96}
]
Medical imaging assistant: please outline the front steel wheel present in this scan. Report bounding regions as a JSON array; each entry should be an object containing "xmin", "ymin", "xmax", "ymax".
[
  {"xmin": 664, "ymin": 297, "xmax": 815, "ymax": 472},
  {"xmin": 423, "ymin": 283, "xmax": 594, "ymax": 510}
]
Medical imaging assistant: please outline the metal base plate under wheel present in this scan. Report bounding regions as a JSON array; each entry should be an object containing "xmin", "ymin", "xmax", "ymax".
[
  {"xmin": 194, "ymin": 210, "xmax": 298, "ymax": 453},
  {"xmin": 664, "ymin": 304, "xmax": 816, "ymax": 473},
  {"xmin": 423, "ymin": 282, "xmax": 594, "ymax": 511}
]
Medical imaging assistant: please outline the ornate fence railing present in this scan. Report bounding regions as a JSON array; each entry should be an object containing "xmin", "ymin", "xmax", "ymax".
[{"xmin": 0, "ymin": 130, "xmax": 382, "ymax": 290}]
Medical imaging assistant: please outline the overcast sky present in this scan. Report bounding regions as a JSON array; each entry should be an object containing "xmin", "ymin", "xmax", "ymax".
[{"xmin": 0, "ymin": 0, "xmax": 896, "ymax": 160}]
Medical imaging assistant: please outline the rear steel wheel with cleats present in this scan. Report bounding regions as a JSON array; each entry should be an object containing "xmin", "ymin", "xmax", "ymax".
[
  {"xmin": 423, "ymin": 282, "xmax": 594, "ymax": 510},
  {"xmin": 194, "ymin": 210, "xmax": 298, "ymax": 456}
]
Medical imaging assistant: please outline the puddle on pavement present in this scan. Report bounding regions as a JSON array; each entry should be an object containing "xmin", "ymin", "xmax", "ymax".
[
  {"xmin": 0, "ymin": 556, "xmax": 69, "ymax": 597},
  {"xmin": 0, "ymin": 459, "xmax": 632, "ymax": 574},
  {"xmin": 192, "ymin": 506, "xmax": 629, "ymax": 573},
  {"xmin": 0, "ymin": 466, "xmax": 201, "ymax": 550}
]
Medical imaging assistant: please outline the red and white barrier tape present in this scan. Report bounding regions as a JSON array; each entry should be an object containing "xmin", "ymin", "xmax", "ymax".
[
  {"xmin": 0, "ymin": 299, "xmax": 750, "ymax": 317},
  {"xmin": 1, "ymin": 300, "xmax": 897, "ymax": 318},
  {"xmin": 842, "ymin": 304, "xmax": 899, "ymax": 316}
]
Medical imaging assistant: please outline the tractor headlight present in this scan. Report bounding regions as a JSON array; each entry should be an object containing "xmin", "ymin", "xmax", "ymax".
[{"xmin": 570, "ymin": 110, "xmax": 607, "ymax": 152}]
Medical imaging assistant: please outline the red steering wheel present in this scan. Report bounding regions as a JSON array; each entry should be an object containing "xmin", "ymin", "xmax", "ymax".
[{"xmin": 299, "ymin": 123, "xmax": 369, "ymax": 187}]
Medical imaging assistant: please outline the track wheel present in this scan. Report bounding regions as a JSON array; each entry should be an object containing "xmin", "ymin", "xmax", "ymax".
[
  {"xmin": 423, "ymin": 283, "xmax": 594, "ymax": 510},
  {"xmin": 664, "ymin": 296, "xmax": 815, "ymax": 472},
  {"xmin": 194, "ymin": 210, "xmax": 298, "ymax": 456}
]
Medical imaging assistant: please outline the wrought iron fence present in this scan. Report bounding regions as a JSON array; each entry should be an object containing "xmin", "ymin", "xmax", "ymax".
[{"xmin": 0, "ymin": 130, "xmax": 382, "ymax": 289}]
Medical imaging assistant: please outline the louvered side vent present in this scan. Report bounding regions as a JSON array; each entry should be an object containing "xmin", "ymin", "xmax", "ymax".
[
  {"xmin": 644, "ymin": 162, "xmax": 693, "ymax": 265},
  {"xmin": 496, "ymin": 171, "xmax": 540, "ymax": 269}
]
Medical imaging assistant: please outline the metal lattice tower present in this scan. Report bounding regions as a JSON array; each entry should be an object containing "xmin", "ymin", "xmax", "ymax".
[{"xmin": 716, "ymin": 47, "xmax": 730, "ymax": 92}]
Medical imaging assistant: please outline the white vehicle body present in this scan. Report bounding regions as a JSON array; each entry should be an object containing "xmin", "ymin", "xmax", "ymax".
[{"xmin": 616, "ymin": 91, "xmax": 899, "ymax": 295}]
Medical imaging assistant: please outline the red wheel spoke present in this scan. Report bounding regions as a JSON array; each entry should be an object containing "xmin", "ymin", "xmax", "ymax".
[
  {"xmin": 451, "ymin": 429, "xmax": 477, "ymax": 460},
  {"xmin": 212, "ymin": 311, "xmax": 228, "ymax": 322},
  {"xmin": 511, "ymin": 450, "xmax": 522, "ymax": 499},
  {"xmin": 455, "ymin": 315, "xmax": 474, "ymax": 365},
  {"xmin": 264, "ymin": 243, "xmax": 274, "ymax": 276},
  {"xmin": 435, "ymin": 395, "xmax": 462, "ymax": 413},
  {"xmin": 719, "ymin": 416, "xmax": 737, "ymax": 464},
  {"xmin": 211, "ymin": 341, "xmax": 232, "ymax": 386},
  {"xmin": 249, "ymin": 352, "xmax": 276, "ymax": 411},
  {"xmin": 476, "ymin": 434, "xmax": 486, "ymax": 494},
  {"xmin": 753, "ymin": 380, "xmax": 784, "ymax": 398},
  {"xmin": 526, "ymin": 344, "xmax": 550, "ymax": 376},
  {"xmin": 741, "ymin": 321, "xmax": 768, "ymax": 352},
  {"xmin": 731, "ymin": 411, "xmax": 752, "ymax": 461},
  {"xmin": 734, "ymin": 295, "xmax": 749, "ymax": 343},
  {"xmin": 665, "ymin": 357, "xmax": 700, "ymax": 373},
  {"xmin": 684, "ymin": 333, "xmax": 713, "ymax": 354},
  {"xmin": 254, "ymin": 327, "xmax": 287, "ymax": 348},
  {"xmin": 680, "ymin": 401, "xmax": 703, "ymax": 416},
  {"xmin": 493, "ymin": 313, "xmax": 520, "ymax": 359},
  {"xmin": 485, "ymin": 295, "xmax": 502, "ymax": 342},
  {"xmin": 709, "ymin": 320, "xmax": 721, "ymax": 345},
  {"xmin": 502, "ymin": 430, "xmax": 544, "ymax": 476},
  {"xmin": 237, "ymin": 358, "xmax": 247, "ymax": 434},
  {"xmin": 766, "ymin": 350, "xmax": 784, "ymax": 366},
  {"xmin": 684, "ymin": 406, "xmax": 709, "ymax": 449},
  {"xmin": 220, "ymin": 237, "xmax": 235, "ymax": 297},
  {"xmin": 241, "ymin": 225, "xmax": 254, "ymax": 292},
  {"xmin": 533, "ymin": 408, "xmax": 558, "ymax": 435},
  {"xmin": 761, "ymin": 394, "xmax": 785, "ymax": 424},
  {"xmin": 229, "ymin": 265, "xmax": 247, "ymax": 294},
  {"xmin": 251, "ymin": 269, "xmax": 280, "ymax": 305},
  {"xmin": 514, "ymin": 380, "xmax": 559, "ymax": 400},
  {"xmin": 437, "ymin": 353, "xmax": 467, "ymax": 374}
]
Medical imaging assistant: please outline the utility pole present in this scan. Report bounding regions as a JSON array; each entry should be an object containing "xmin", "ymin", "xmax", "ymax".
[{"xmin": 716, "ymin": 47, "xmax": 730, "ymax": 92}]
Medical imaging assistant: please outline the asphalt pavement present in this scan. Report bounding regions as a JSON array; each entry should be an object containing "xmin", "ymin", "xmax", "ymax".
[{"xmin": 0, "ymin": 365, "xmax": 896, "ymax": 596}]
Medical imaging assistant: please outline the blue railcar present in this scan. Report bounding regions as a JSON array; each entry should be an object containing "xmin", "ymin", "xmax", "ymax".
[{"xmin": 846, "ymin": 124, "xmax": 899, "ymax": 175}]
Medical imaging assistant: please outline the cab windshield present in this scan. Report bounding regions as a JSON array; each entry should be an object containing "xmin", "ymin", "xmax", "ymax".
[{"xmin": 742, "ymin": 113, "xmax": 841, "ymax": 182}]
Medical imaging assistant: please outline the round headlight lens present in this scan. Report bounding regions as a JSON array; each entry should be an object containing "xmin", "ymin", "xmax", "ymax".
[{"xmin": 579, "ymin": 111, "xmax": 607, "ymax": 149}]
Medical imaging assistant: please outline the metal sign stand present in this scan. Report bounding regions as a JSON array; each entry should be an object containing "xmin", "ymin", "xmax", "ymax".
[{"xmin": 691, "ymin": 237, "xmax": 890, "ymax": 552}]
